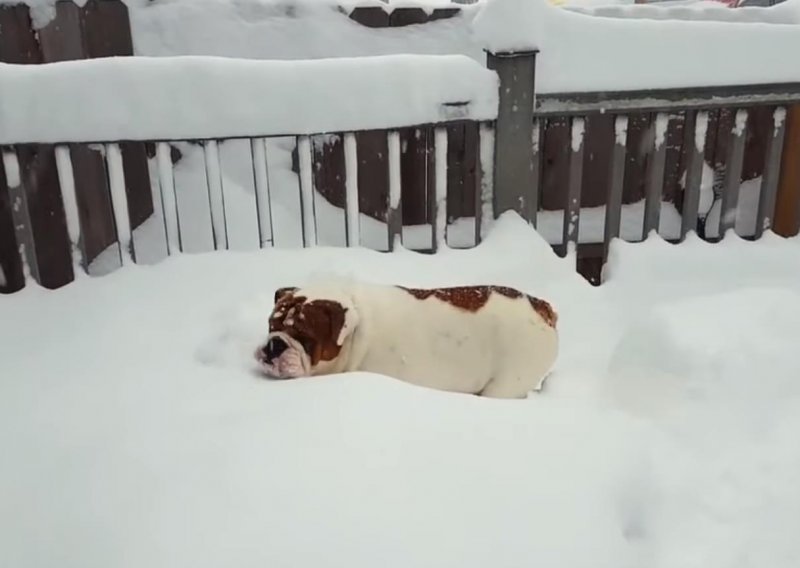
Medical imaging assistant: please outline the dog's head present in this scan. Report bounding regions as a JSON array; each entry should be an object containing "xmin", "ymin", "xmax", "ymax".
[{"xmin": 255, "ymin": 286, "xmax": 359, "ymax": 379}]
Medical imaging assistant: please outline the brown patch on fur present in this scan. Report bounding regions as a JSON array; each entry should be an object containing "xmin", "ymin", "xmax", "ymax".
[
  {"xmin": 274, "ymin": 286, "xmax": 298, "ymax": 305},
  {"xmin": 398, "ymin": 285, "xmax": 557, "ymax": 328},
  {"xmin": 268, "ymin": 292, "xmax": 348, "ymax": 365},
  {"xmin": 529, "ymin": 297, "xmax": 558, "ymax": 328}
]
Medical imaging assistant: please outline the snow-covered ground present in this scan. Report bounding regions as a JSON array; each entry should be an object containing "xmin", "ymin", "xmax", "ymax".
[{"xmin": 2, "ymin": 213, "xmax": 800, "ymax": 568}]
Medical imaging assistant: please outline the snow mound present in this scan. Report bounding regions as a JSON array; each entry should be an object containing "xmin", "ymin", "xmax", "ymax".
[{"xmin": 603, "ymin": 286, "xmax": 800, "ymax": 418}]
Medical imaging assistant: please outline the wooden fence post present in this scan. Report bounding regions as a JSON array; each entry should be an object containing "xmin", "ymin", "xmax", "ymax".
[{"xmin": 486, "ymin": 49, "xmax": 538, "ymax": 224}]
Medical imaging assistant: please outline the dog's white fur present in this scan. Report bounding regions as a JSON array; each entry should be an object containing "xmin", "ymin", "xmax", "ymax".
[{"xmin": 261, "ymin": 281, "xmax": 559, "ymax": 399}]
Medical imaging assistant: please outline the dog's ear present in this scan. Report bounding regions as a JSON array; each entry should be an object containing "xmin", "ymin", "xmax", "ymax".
[{"xmin": 274, "ymin": 286, "xmax": 298, "ymax": 305}]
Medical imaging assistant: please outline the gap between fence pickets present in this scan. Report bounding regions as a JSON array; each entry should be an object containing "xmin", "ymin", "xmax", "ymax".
[
  {"xmin": 203, "ymin": 140, "xmax": 229, "ymax": 251},
  {"xmin": 478, "ymin": 122, "xmax": 495, "ymax": 244},
  {"xmin": 1, "ymin": 148, "xmax": 39, "ymax": 285},
  {"xmin": 387, "ymin": 130, "xmax": 402, "ymax": 251},
  {"xmin": 156, "ymin": 142, "xmax": 182, "ymax": 255},
  {"xmin": 105, "ymin": 143, "xmax": 135, "ymax": 266},
  {"xmin": 562, "ymin": 117, "xmax": 584, "ymax": 258},
  {"xmin": 603, "ymin": 114, "xmax": 628, "ymax": 252},
  {"xmin": 432, "ymin": 126, "xmax": 448, "ymax": 252},
  {"xmin": 719, "ymin": 108, "xmax": 749, "ymax": 237},
  {"xmin": 250, "ymin": 137, "xmax": 275, "ymax": 247},
  {"xmin": 680, "ymin": 110, "xmax": 708, "ymax": 240},
  {"xmin": 296, "ymin": 136, "xmax": 317, "ymax": 247}
]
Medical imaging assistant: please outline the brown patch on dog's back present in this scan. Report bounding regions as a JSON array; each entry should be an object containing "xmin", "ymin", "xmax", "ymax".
[
  {"xmin": 529, "ymin": 297, "xmax": 558, "ymax": 328},
  {"xmin": 399, "ymin": 284, "xmax": 557, "ymax": 327}
]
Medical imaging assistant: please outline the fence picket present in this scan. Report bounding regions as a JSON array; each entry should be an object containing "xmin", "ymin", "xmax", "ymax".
[
  {"xmin": 754, "ymin": 107, "xmax": 787, "ymax": 239},
  {"xmin": 477, "ymin": 123, "xmax": 495, "ymax": 244},
  {"xmin": 105, "ymin": 143, "xmax": 134, "ymax": 265},
  {"xmin": 54, "ymin": 145, "xmax": 86, "ymax": 271},
  {"xmin": 719, "ymin": 109, "xmax": 749, "ymax": 237},
  {"xmin": 156, "ymin": 142, "xmax": 181, "ymax": 254},
  {"xmin": 387, "ymin": 130, "xmax": 402, "ymax": 251},
  {"xmin": 432, "ymin": 126, "xmax": 448, "ymax": 251},
  {"xmin": 1, "ymin": 148, "xmax": 39, "ymax": 285},
  {"xmin": 203, "ymin": 140, "xmax": 229, "ymax": 250},
  {"xmin": 643, "ymin": 112, "xmax": 668, "ymax": 238},
  {"xmin": 680, "ymin": 110, "xmax": 707, "ymax": 240},
  {"xmin": 531, "ymin": 118, "xmax": 541, "ymax": 228},
  {"xmin": 250, "ymin": 137, "xmax": 274, "ymax": 247},
  {"xmin": 562, "ymin": 117, "xmax": 585, "ymax": 257},
  {"xmin": 296, "ymin": 135, "xmax": 317, "ymax": 247},
  {"xmin": 604, "ymin": 115, "xmax": 628, "ymax": 253},
  {"xmin": 343, "ymin": 132, "xmax": 360, "ymax": 247}
]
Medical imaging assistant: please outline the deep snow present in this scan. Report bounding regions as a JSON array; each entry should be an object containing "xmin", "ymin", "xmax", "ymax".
[{"xmin": 2, "ymin": 213, "xmax": 800, "ymax": 568}]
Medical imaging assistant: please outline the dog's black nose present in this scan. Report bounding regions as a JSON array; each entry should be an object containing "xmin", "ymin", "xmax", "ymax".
[{"xmin": 262, "ymin": 337, "xmax": 288, "ymax": 362}]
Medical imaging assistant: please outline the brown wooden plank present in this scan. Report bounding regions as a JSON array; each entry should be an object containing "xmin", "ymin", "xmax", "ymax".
[
  {"xmin": 81, "ymin": 0, "xmax": 135, "ymax": 57},
  {"xmin": 0, "ymin": 153, "xmax": 24, "ymax": 293},
  {"xmin": 774, "ymin": 104, "xmax": 800, "ymax": 236},
  {"xmin": 622, "ymin": 112, "xmax": 652, "ymax": 205},
  {"xmin": 400, "ymin": 127, "xmax": 430, "ymax": 225},
  {"xmin": 312, "ymin": 135, "xmax": 346, "ymax": 213},
  {"xmin": 742, "ymin": 106, "xmax": 775, "ymax": 182},
  {"xmin": 662, "ymin": 112, "xmax": 686, "ymax": 206},
  {"xmin": 580, "ymin": 114, "xmax": 613, "ymax": 208},
  {"xmin": 356, "ymin": 130, "xmax": 389, "ymax": 221},
  {"xmin": 754, "ymin": 108, "xmax": 787, "ymax": 239},
  {"xmin": 68, "ymin": 144, "xmax": 118, "ymax": 263},
  {"xmin": 15, "ymin": 145, "xmax": 74, "ymax": 289},
  {"xmin": 389, "ymin": 7, "xmax": 428, "ymax": 26},
  {"xmin": 540, "ymin": 118, "xmax": 570, "ymax": 211},
  {"xmin": 348, "ymin": 6, "xmax": 390, "ymax": 27},
  {"xmin": 576, "ymin": 243, "xmax": 604, "ymax": 286},
  {"xmin": 119, "ymin": 142, "xmax": 154, "ymax": 228},
  {"xmin": 0, "ymin": 4, "xmax": 41, "ymax": 64},
  {"xmin": 445, "ymin": 122, "xmax": 478, "ymax": 222},
  {"xmin": 429, "ymin": 8, "xmax": 460, "ymax": 21}
]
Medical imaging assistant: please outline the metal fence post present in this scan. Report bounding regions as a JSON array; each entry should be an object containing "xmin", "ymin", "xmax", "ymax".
[{"xmin": 486, "ymin": 49, "xmax": 538, "ymax": 223}]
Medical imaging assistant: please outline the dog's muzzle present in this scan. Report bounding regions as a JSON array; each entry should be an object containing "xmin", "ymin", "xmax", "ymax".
[
  {"xmin": 260, "ymin": 336, "xmax": 289, "ymax": 364},
  {"xmin": 255, "ymin": 333, "xmax": 308, "ymax": 379}
]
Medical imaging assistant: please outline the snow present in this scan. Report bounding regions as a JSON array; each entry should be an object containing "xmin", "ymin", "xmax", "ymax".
[
  {"xmin": 615, "ymin": 115, "xmax": 629, "ymax": 145},
  {"xmin": 654, "ymin": 113, "xmax": 669, "ymax": 149},
  {"xmin": 474, "ymin": 0, "xmax": 800, "ymax": 91},
  {"xmin": 0, "ymin": 54, "xmax": 498, "ymax": 145},
  {"xmin": 3, "ymin": 213, "xmax": 800, "ymax": 567},
  {"xmin": 571, "ymin": 116, "xmax": 585, "ymax": 151}
]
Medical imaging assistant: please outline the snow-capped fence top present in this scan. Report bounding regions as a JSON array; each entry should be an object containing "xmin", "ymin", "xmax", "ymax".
[
  {"xmin": 0, "ymin": 54, "xmax": 498, "ymax": 145},
  {"xmin": 473, "ymin": 0, "xmax": 800, "ymax": 93}
]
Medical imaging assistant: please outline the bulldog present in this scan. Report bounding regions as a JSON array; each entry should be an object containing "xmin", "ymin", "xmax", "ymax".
[{"xmin": 254, "ymin": 281, "xmax": 558, "ymax": 399}]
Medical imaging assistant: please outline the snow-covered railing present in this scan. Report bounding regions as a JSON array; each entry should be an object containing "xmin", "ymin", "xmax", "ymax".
[{"xmin": 0, "ymin": 53, "xmax": 501, "ymax": 291}]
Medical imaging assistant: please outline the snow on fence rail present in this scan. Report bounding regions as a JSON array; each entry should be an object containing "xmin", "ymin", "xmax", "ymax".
[{"xmin": 0, "ymin": 55, "xmax": 498, "ymax": 143}]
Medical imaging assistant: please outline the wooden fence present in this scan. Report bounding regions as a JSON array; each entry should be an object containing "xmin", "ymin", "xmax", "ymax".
[{"xmin": 2, "ymin": 0, "xmax": 800, "ymax": 294}]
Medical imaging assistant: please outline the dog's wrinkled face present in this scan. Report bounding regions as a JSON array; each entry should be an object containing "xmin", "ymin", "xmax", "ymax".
[{"xmin": 255, "ymin": 286, "xmax": 355, "ymax": 379}]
